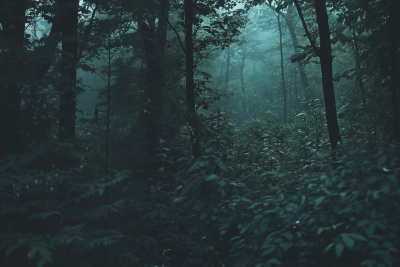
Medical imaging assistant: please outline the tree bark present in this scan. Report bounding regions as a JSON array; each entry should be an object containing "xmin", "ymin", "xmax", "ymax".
[
  {"xmin": 225, "ymin": 47, "xmax": 231, "ymax": 86},
  {"xmin": 294, "ymin": 0, "xmax": 341, "ymax": 150},
  {"xmin": 389, "ymin": 0, "xmax": 400, "ymax": 140},
  {"xmin": 185, "ymin": 0, "xmax": 202, "ymax": 159},
  {"xmin": 352, "ymin": 23, "xmax": 366, "ymax": 106},
  {"xmin": 285, "ymin": 5, "xmax": 310, "ymax": 98},
  {"xmin": 277, "ymin": 13, "xmax": 287, "ymax": 123},
  {"xmin": 314, "ymin": 0, "xmax": 341, "ymax": 150},
  {"xmin": 58, "ymin": 0, "xmax": 79, "ymax": 142},
  {"xmin": 239, "ymin": 46, "xmax": 247, "ymax": 114},
  {"xmin": 0, "ymin": 0, "xmax": 26, "ymax": 158}
]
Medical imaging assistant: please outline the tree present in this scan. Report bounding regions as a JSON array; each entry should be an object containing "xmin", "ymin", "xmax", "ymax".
[
  {"xmin": 0, "ymin": 0, "xmax": 26, "ymax": 159},
  {"xmin": 185, "ymin": 0, "xmax": 202, "ymax": 159},
  {"xmin": 294, "ymin": 0, "xmax": 341, "ymax": 150},
  {"xmin": 389, "ymin": 0, "xmax": 400, "ymax": 140},
  {"xmin": 58, "ymin": 0, "xmax": 79, "ymax": 142}
]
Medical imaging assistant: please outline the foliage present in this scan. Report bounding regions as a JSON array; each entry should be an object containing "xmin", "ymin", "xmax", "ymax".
[{"xmin": 0, "ymin": 149, "xmax": 129, "ymax": 267}]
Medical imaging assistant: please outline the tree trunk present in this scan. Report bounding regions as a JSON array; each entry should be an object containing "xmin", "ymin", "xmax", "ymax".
[
  {"xmin": 285, "ymin": 5, "xmax": 310, "ymax": 98},
  {"xmin": 59, "ymin": 0, "xmax": 79, "ymax": 142},
  {"xmin": 278, "ymin": 13, "xmax": 287, "ymax": 124},
  {"xmin": 389, "ymin": 0, "xmax": 400, "ymax": 140},
  {"xmin": 239, "ymin": 47, "xmax": 247, "ymax": 114},
  {"xmin": 314, "ymin": 0, "xmax": 341, "ymax": 150},
  {"xmin": 352, "ymin": 23, "xmax": 366, "ymax": 106},
  {"xmin": 185, "ymin": 0, "xmax": 202, "ymax": 159},
  {"xmin": 0, "ymin": 0, "xmax": 26, "ymax": 158},
  {"xmin": 225, "ymin": 47, "xmax": 231, "ymax": 86},
  {"xmin": 24, "ymin": 11, "xmax": 62, "ymax": 144}
]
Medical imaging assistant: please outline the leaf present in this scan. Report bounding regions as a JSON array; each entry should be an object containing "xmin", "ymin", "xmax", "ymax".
[
  {"xmin": 279, "ymin": 241, "xmax": 292, "ymax": 252},
  {"xmin": 268, "ymin": 258, "xmax": 282, "ymax": 265},
  {"xmin": 370, "ymin": 209, "xmax": 376, "ymax": 220},
  {"xmin": 366, "ymin": 223, "xmax": 375, "ymax": 237},
  {"xmin": 260, "ymin": 245, "xmax": 276, "ymax": 256},
  {"xmin": 382, "ymin": 185, "xmax": 390, "ymax": 194},
  {"xmin": 377, "ymin": 155, "xmax": 386, "ymax": 167},
  {"xmin": 340, "ymin": 234, "xmax": 354, "ymax": 248},
  {"xmin": 324, "ymin": 243, "xmax": 335, "ymax": 253},
  {"xmin": 335, "ymin": 243, "xmax": 344, "ymax": 258},
  {"xmin": 314, "ymin": 196, "xmax": 325, "ymax": 208},
  {"xmin": 200, "ymin": 211, "xmax": 207, "ymax": 220},
  {"xmin": 239, "ymin": 196, "xmax": 252, "ymax": 202},
  {"xmin": 345, "ymin": 233, "xmax": 368, "ymax": 241},
  {"xmin": 206, "ymin": 174, "xmax": 218, "ymax": 181},
  {"xmin": 37, "ymin": 259, "xmax": 47, "ymax": 267}
]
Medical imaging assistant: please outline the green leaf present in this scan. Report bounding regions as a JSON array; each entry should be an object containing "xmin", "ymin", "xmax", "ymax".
[
  {"xmin": 317, "ymin": 227, "xmax": 330, "ymax": 235},
  {"xmin": 340, "ymin": 234, "xmax": 354, "ymax": 248},
  {"xmin": 37, "ymin": 259, "xmax": 46, "ymax": 267},
  {"xmin": 268, "ymin": 258, "xmax": 282, "ymax": 265},
  {"xmin": 382, "ymin": 185, "xmax": 390, "ymax": 194},
  {"xmin": 366, "ymin": 223, "xmax": 375, "ymax": 237},
  {"xmin": 324, "ymin": 243, "xmax": 335, "ymax": 253},
  {"xmin": 239, "ymin": 196, "xmax": 252, "ymax": 202},
  {"xmin": 200, "ymin": 211, "xmax": 207, "ymax": 220},
  {"xmin": 260, "ymin": 245, "xmax": 276, "ymax": 256},
  {"xmin": 345, "ymin": 233, "xmax": 368, "ymax": 241},
  {"xmin": 335, "ymin": 243, "xmax": 344, "ymax": 258},
  {"xmin": 314, "ymin": 196, "xmax": 325, "ymax": 208},
  {"xmin": 206, "ymin": 174, "xmax": 218, "ymax": 181},
  {"xmin": 377, "ymin": 155, "xmax": 386, "ymax": 167},
  {"xmin": 370, "ymin": 209, "xmax": 376, "ymax": 220}
]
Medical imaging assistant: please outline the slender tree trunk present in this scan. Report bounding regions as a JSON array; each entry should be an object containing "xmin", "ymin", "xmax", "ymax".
[
  {"xmin": 285, "ymin": 5, "xmax": 310, "ymax": 98},
  {"xmin": 138, "ymin": 10, "xmax": 159, "ymax": 152},
  {"xmin": 295, "ymin": 69, "xmax": 298, "ymax": 105},
  {"xmin": 240, "ymin": 47, "xmax": 247, "ymax": 114},
  {"xmin": 137, "ymin": 0, "xmax": 170, "ymax": 169},
  {"xmin": 278, "ymin": 13, "xmax": 287, "ymax": 123},
  {"xmin": 314, "ymin": 0, "xmax": 341, "ymax": 150},
  {"xmin": 0, "ymin": 0, "xmax": 26, "ymax": 158},
  {"xmin": 219, "ymin": 51, "xmax": 226, "ymax": 86},
  {"xmin": 185, "ymin": 0, "xmax": 202, "ymax": 159},
  {"xmin": 389, "ymin": 0, "xmax": 400, "ymax": 140},
  {"xmin": 225, "ymin": 47, "xmax": 231, "ymax": 86},
  {"xmin": 59, "ymin": 0, "xmax": 79, "ymax": 142},
  {"xmin": 352, "ymin": 23, "xmax": 366, "ymax": 106}
]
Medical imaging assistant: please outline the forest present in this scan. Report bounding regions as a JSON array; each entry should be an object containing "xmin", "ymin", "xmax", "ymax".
[{"xmin": 0, "ymin": 0, "xmax": 399, "ymax": 266}]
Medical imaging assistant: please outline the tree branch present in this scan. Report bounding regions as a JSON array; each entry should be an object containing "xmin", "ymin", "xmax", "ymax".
[
  {"xmin": 77, "ymin": 1, "xmax": 99, "ymax": 62},
  {"xmin": 293, "ymin": 0, "xmax": 320, "ymax": 57},
  {"xmin": 158, "ymin": 0, "xmax": 186, "ymax": 55}
]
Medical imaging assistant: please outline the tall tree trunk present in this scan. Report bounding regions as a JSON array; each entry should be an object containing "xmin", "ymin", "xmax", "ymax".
[
  {"xmin": 285, "ymin": 5, "xmax": 310, "ymax": 98},
  {"xmin": 314, "ymin": 0, "xmax": 341, "ymax": 150},
  {"xmin": 352, "ymin": 23, "xmax": 366, "ymax": 106},
  {"xmin": 294, "ymin": 0, "xmax": 341, "ymax": 150},
  {"xmin": 137, "ymin": 0, "xmax": 170, "ymax": 168},
  {"xmin": 278, "ymin": 13, "xmax": 287, "ymax": 123},
  {"xmin": 185, "ymin": 0, "xmax": 202, "ymax": 159},
  {"xmin": 59, "ymin": 0, "xmax": 79, "ymax": 142},
  {"xmin": 139, "ymin": 11, "xmax": 158, "ymax": 148},
  {"xmin": 225, "ymin": 47, "xmax": 231, "ymax": 86},
  {"xmin": 0, "ymin": 0, "xmax": 26, "ymax": 158},
  {"xmin": 24, "ymin": 11, "xmax": 62, "ymax": 144},
  {"xmin": 239, "ymin": 47, "xmax": 247, "ymax": 114},
  {"xmin": 389, "ymin": 0, "xmax": 400, "ymax": 140}
]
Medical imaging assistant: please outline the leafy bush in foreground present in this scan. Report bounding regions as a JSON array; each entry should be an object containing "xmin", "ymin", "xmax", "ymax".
[
  {"xmin": 177, "ymin": 144, "xmax": 400, "ymax": 267},
  {"xmin": 0, "ymin": 151, "xmax": 128, "ymax": 267}
]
